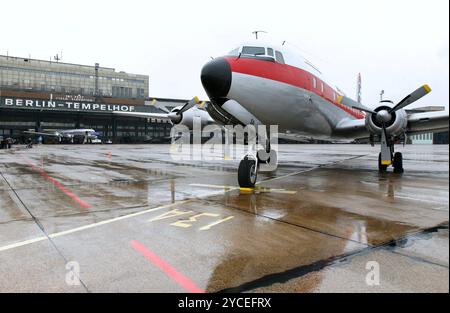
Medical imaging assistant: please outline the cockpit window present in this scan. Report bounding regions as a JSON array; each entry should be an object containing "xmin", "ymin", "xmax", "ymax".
[
  {"xmin": 275, "ymin": 51, "xmax": 285, "ymax": 64},
  {"xmin": 242, "ymin": 46, "xmax": 266, "ymax": 56},
  {"xmin": 267, "ymin": 48, "xmax": 274, "ymax": 57},
  {"xmin": 228, "ymin": 48, "xmax": 240, "ymax": 56}
]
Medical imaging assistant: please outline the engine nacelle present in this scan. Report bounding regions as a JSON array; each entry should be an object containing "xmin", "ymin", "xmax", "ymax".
[
  {"xmin": 170, "ymin": 106, "xmax": 212, "ymax": 129},
  {"xmin": 365, "ymin": 104, "xmax": 408, "ymax": 137}
]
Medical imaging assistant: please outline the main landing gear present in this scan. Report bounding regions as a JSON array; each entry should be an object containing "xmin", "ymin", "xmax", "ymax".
[{"xmin": 238, "ymin": 138, "xmax": 278, "ymax": 188}]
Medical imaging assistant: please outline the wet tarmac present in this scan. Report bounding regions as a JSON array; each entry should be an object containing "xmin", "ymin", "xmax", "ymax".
[{"xmin": 0, "ymin": 144, "xmax": 448, "ymax": 292}]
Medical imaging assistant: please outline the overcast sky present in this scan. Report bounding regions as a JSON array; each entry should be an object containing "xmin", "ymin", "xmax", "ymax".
[{"xmin": 1, "ymin": 0, "xmax": 448, "ymax": 110}]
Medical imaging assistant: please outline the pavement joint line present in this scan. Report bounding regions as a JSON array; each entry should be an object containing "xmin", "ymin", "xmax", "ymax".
[
  {"xmin": 387, "ymin": 249, "xmax": 449, "ymax": 269},
  {"xmin": 0, "ymin": 161, "xmax": 317, "ymax": 253},
  {"xmin": 0, "ymin": 172, "xmax": 91, "ymax": 292},
  {"xmin": 21, "ymin": 156, "xmax": 91, "ymax": 209},
  {"xmin": 218, "ymin": 224, "xmax": 448, "ymax": 293},
  {"xmin": 131, "ymin": 240, "xmax": 205, "ymax": 293},
  {"xmin": 0, "ymin": 152, "xmax": 371, "ymax": 254},
  {"xmin": 0, "ymin": 200, "xmax": 191, "ymax": 253},
  {"xmin": 201, "ymin": 197, "xmax": 370, "ymax": 247}
]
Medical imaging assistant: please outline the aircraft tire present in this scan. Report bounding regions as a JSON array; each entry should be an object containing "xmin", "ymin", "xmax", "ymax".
[
  {"xmin": 393, "ymin": 152, "xmax": 404, "ymax": 174},
  {"xmin": 238, "ymin": 157, "xmax": 257, "ymax": 188}
]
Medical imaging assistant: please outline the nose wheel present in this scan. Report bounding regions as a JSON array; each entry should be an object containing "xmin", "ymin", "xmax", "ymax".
[{"xmin": 238, "ymin": 157, "xmax": 258, "ymax": 188}]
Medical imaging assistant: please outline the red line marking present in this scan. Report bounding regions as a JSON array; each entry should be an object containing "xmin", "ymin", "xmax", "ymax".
[
  {"xmin": 24, "ymin": 158, "xmax": 91, "ymax": 209},
  {"xmin": 130, "ymin": 240, "xmax": 205, "ymax": 293}
]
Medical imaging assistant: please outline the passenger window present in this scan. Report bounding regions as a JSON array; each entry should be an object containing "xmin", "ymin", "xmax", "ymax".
[
  {"xmin": 275, "ymin": 51, "xmax": 285, "ymax": 64},
  {"xmin": 321, "ymin": 82, "xmax": 324, "ymax": 93},
  {"xmin": 312, "ymin": 77, "xmax": 317, "ymax": 89},
  {"xmin": 242, "ymin": 46, "xmax": 265, "ymax": 56},
  {"xmin": 267, "ymin": 48, "xmax": 274, "ymax": 57}
]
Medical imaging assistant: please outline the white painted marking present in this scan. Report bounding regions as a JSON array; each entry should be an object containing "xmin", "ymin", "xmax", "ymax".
[
  {"xmin": 0, "ymin": 236, "xmax": 48, "ymax": 253},
  {"xmin": 390, "ymin": 195, "xmax": 446, "ymax": 205},
  {"xmin": 0, "ymin": 201, "xmax": 190, "ymax": 253},
  {"xmin": 1, "ymin": 165, "xmax": 319, "ymax": 253}
]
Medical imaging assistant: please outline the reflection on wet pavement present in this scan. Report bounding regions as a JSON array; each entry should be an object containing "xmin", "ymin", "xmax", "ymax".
[{"xmin": 0, "ymin": 144, "xmax": 448, "ymax": 292}]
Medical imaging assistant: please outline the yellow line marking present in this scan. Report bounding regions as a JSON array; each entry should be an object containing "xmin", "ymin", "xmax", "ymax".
[
  {"xmin": 0, "ymin": 201, "xmax": 190, "ymax": 253},
  {"xmin": 423, "ymin": 84, "xmax": 432, "ymax": 93},
  {"xmin": 190, "ymin": 183, "xmax": 235, "ymax": 190},
  {"xmin": 199, "ymin": 216, "xmax": 234, "ymax": 231},
  {"xmin": 189, "ymin": 184, "xmax": 297, "ymax": 194},
  {"xmin": 171, "ymin": 213, "xmax": 219, "ymax": 228},
  {"xmin": 1, "ymin": 167, "xmax": 316, "ymax": 253},
  {"xmin": 148, "ymin": 209, "xmax": 194, "ymax": 222}
]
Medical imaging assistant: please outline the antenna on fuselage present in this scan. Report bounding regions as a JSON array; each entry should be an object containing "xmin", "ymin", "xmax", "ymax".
[{"xmin": 252, "ymin": 30, "xmax": 267, "ymax": 40}]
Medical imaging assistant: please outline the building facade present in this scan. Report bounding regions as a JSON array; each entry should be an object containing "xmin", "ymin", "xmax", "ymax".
[
  {"xmin": 0, "ymin": 55, "xmax": 185, "ymax": 144},
  {"xmin": 0, "ymin": 55, "xmax": 149, "ymax": 99}
]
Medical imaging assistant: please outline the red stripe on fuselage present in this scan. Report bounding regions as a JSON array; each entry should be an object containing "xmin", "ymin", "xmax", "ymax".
[{"xmin": 224, "ymin": 57, "xmax": 365, "ymax": 120}]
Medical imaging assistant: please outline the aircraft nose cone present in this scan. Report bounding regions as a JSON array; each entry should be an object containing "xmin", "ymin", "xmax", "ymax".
[{"xmin": 201, "ymin": 57, "xmax": 231, "ymax": 99}]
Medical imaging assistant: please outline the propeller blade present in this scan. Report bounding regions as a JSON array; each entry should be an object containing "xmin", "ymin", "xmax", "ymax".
[
  {"xmin": 337, "ymin": 95, "xmax": 376, "ymax": 114},
  {"xmin": 148, "ymin": 99, "xmax": 170, "ymax": 113},
  {"xmin": 389, "ymin": 85, "xmax": 432, "ymax": 113},
  {"xmin": 351, "ymin": 106, "xmax": 376, "ymax": 114},
  {"xmin": 177, "ymin": 97, "xmax": 201, "ymax": 115},
  {"xmin": 380, "ymin": 124, "xmax": 392, "ymax": 166}
]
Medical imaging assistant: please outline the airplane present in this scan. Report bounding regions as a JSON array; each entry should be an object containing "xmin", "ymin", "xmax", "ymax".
[
  {"xmin": 115, "ymin": 39, "xmax": 449, "ymax": 188},
  {"xmin": 23, "ymin": 128, "xmax": 100, "ymax": 143}
]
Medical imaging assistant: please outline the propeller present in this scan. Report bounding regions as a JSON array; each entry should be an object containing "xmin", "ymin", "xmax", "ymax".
[
  {"xmin": 339, "ymin": 85, "xmax": 432, "ymax": 165},
  {"xmin": 167, "ymin": 97, "xmax": 201, "ymax": 123},
  {"xmin": 338, "ymin": 84, "xmax": 432, "ymax": 124}
]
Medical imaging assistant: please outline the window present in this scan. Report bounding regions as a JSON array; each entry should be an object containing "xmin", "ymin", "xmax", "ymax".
[
  {"xmin": 228, "ymin": 48, "xmax": 240, "ymax": 56},
  {"xmin": 275, "ymin": 51, "xmax": 285, "ymax": 64},
  {"xmin": 267, "ymin": 48, "xmax": 274, "ymax": 57},
  {"xmin": 242, "ymin": 46, "xmax": 266, "ymax": 56},
  {"xmin": 321, "ymin": 82, "xmax": 324, "ymax": 93},
  {"xmin": 312, "ymin": 77, "xmax": 317, "ymax": 89}
]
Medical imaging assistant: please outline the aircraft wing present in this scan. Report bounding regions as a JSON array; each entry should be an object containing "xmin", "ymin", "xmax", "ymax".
[
  {"xmin": 23, "ymin": 131, "xmax": 60, "ymax": 137},
  {"xmin": 335, "ymin": 110, "xmax": 449, "ymax": 139},
  {"xmin": 406, "ymin": 111, "xmax": 449, "ymax": 134},
  {"xmin": 112, "ymin": 112, "xmax": 172, "ymax": 120}
]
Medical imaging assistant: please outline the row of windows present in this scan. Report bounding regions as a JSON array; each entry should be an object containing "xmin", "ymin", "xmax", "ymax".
[
  {"xmin": 0, "ymin": 66, "xmax": 147, "ymax": 85},
  {"xmin": 411, "ymin": 133, "xmax": 433, "ymax": 140},
  {"xmin": 0, "ymin": 74, "xmax": 144, "ymax": 90},
  {"xmin": 311, "ymin": 77, "xmax": 339, "ymax": 102}
]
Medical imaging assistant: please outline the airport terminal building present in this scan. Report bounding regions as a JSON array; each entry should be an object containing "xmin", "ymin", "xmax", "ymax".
[{"xmin": 0, "ymin": 55, "xmax": 186, "ymax": 143}]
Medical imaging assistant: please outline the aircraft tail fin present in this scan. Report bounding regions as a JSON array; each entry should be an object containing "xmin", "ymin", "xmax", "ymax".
[{"xmin": 356, "ymin": 73, "xmax": 362, "ymax": 104}]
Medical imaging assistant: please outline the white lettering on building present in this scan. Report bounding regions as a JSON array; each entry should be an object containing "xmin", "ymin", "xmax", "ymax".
[{"xmin": 2, "ymin": 98, "xmax": 136, "ymax": 112}]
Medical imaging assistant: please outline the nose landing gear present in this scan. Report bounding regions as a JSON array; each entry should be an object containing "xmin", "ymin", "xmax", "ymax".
[
  {"xmin": 238, "ymin": 146, "xmax": 278, "ymax": 188},
  {"xmin": 238, "ymin": 156, "xmax": 258, "ymax": 188},
  {"xmin": 378, "ymin": 130, "xmax": 404, "ymax": 174}
]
